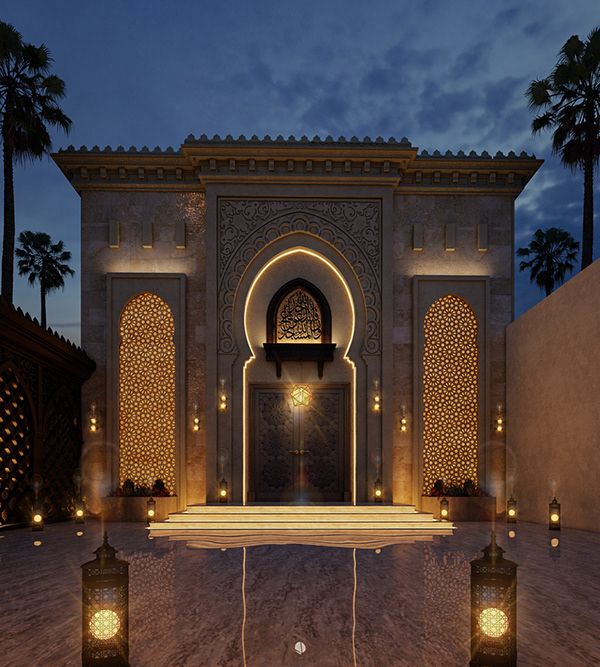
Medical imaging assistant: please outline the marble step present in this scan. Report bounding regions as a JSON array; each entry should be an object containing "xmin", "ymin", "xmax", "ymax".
[
  {"xmin": 165, "ymin": 513, "xmax": 438, "ymax": 524},
  {"xmin": 181, "ymin": 504, "xmax": 422, "ymax": 514}
]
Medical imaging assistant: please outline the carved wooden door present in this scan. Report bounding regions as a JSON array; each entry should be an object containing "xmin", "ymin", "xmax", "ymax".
[{"xmin": 250, "ymin": 384, "xmax": 349, "ymax": 502}]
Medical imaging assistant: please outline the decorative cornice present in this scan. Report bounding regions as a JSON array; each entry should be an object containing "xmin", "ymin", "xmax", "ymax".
[{"xmin": 51, "ymin": 133, "xmax": 542, "ymax": 196}]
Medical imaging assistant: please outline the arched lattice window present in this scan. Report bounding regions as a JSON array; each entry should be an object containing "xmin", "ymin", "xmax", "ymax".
[
  {"xmin": 422, "ymin": 295, "xmax": 479, "ymax": 493},
  {"xmin": 119, "ymin": 292, "xmax": 176, "ymax": 490},
  {"xmin": 0, "ymin": 367, "xmax": 33, "ymax": 524}
]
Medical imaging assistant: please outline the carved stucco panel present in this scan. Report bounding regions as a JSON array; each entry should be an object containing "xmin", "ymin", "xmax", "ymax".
[{"xmin": 218, "ymin": 199, "xmax": 382, "ymax": 354}]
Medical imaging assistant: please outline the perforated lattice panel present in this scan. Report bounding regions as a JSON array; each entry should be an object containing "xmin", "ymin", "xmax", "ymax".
[
  {"xmin": 43, "ymin": 393, "xmax": 77, "ymax": 518},
  {"xmin": 276, "ymin": 288, "xmax": 322, "ymax": 342},
  {"xmin": 422, "ymin": 295, "xmax": 479, "ymax": 493},
  {"xmin": 0, "ymin": 368, "xmax": 32, "ymax": 524},
  {"xmin": 119, "ymin": 293, "xmax": 176, "ymax": 490}
]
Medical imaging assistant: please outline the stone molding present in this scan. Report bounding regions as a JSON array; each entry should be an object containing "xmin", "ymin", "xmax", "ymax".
[{"xmin": 217, "ymin": 199, "xmax": 382, "ymax": 355}]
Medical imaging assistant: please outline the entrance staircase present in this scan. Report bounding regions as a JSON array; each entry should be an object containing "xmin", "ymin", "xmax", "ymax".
[{"xmin": 148, "ymin": 504, "xmax": 454, "ymax": 549}]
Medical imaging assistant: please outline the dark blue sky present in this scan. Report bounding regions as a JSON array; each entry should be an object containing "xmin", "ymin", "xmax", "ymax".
[{"xmin": 3, "ymin": 1, "xmax": 599, "ymax": 345}]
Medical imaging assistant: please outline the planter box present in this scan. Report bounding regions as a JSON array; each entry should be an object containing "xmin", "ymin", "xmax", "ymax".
[
  {"xmin": 101, "ymin": 496, "xmax": 179, "ymax": 522},
  {"xmin": 421, "ymin": 495, "xmax": 497, "ymax": 522}
]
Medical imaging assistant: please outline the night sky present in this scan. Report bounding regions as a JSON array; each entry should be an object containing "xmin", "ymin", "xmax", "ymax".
[{"xmin": 2, "ymin": 1, "xmax": 599, "ymax": 345}]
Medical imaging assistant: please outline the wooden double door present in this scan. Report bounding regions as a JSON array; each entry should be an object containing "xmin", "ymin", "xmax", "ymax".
[{"xmin": 249, "ymin": 384, "xmax": 350, "ymax": 502}]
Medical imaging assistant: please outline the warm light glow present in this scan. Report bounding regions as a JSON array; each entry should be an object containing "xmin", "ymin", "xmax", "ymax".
[
  {"xmin": 375, "ymin": 489, "xmax": 382, "ymax": 497},
  {"xmin": 90, "ymin": 609, "xmax": 120, "ymax": 641},
  {"xmin": 400, "ymin": 417, "xmax": 408, "ymax": 432},
  {"xmin": 119, "ymin": 293, "xmax": 176, "ymax": 489},
  {"xmin": 508, "ymin": 530, "xmax": 516, "ymax": 539},
  {"xmin": 508, "ymin": 508, "xmax": 516, "ymax": 517},
  {"xmin": 90, "ymin": 423, "xmax": 97, "ymax": 433},
  {"xmin": 193, "ymin": 415, "xmax": 200, "ymax": 431},
  {"xmin": 479, "ymin": 607, "xmax": 509, "ymax": 638},
  {"xmin": 76, "ymin": 531, "xmax": 84, "ymax": 537},
  {"xmin": 220, "ymin": 489, "xmax": 227, "ymax": 497},
  {"xmin": 219, "ymin": 401, "xmax": 227, "ymax": 411},
  {"xmin": 441, "ymin": 508, "xmax": 448, "ymax": 517},
  {"xmin": 147, "ymin": 508, "xmax": 155, "ymax": 518},
  {"xmin": 291, "ymin": 384, "xmax": 312, "ymax": 407},
  {"xmin": 550, "ymin": 537, "xmax": 560, "ymax": 548},
  {"xmin": 423, "ymin": 295, "xmax": 478, "ymax": 492},
  {"xmin": 76, "ymin": 509, "xmax": 84, "ymax": 518},
  {"xmin": 33, "ymin": 513, "xmax": 42, "ymax": 523},
  {"xmin": 33, "ymin": 539, "xmax": 42, "ymax": 547},
  {"xmin": 243, "ymin": 246, "xmax": 357, "ymax": 506},
  {"xmin": 551, "ymin": 513, "xmax": 559, "ymax": 523}
]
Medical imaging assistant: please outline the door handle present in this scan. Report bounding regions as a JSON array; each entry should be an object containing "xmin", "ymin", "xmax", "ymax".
[
  {"xmin": 288, "ymin": 449, "xmax": 300, "ymax": 455},
  {"xmin": 299, "ymin": 449, "xmax": 311, "ymax": 455}
]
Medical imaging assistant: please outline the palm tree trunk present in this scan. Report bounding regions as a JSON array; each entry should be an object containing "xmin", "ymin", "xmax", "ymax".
[
  {"xmin": 1, "ymin": 122, "xmax": 15, "ymax": 303},
  {"xmin": 581, "ymin": 153, "xmax": 594, "ymax": 270},
  {"xmin": 40, "ymin": 285, "xmax": 46, "ymax": 329}
]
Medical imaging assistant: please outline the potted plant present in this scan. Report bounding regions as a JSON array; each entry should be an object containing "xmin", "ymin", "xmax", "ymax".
[
  {"xmin": 421, "ymin": 479, "xmax": 496, "ymax": 521},
  {"xmin": 101, "ymin": 478, "xmax": 178, "ymax": 522}
]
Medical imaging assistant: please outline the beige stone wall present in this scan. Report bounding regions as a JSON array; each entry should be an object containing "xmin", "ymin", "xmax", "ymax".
[
  {"xmin": 507, "ymin": 259, "xmax": 600, "ymax": 531},
  {"xmin": 393, "ymin": 194, "xmax": 514, "ymax": 507},
  {"xmin": 80, "ymin": 191, "xmax": 206, "ymax": 513}
]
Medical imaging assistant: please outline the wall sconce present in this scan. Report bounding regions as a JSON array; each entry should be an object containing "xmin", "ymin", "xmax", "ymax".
[
  {"xmin": 440, "ymin": 497, "xmax": 449, "ymax": 520},
  {"xmin": 146, "ymin": 497, "xmax": 156, "ymax": 525},
  {"xmin": 218, "ymin": 379, "xmax": 228, "ymax": 411},
  {"xmin": 549, "ymin": 497, "xmax": 561, "ymax": 530},
  {"xmin": 372, "ymin": 379, "xmax": 381, "ymax": 412},
  {"xmin": 374, "ymin": 477, "xmax": 383, "ymax": 503},
  {"xmin": 506, "ymin": 496, "xmax": 517, "ymax": 523},
  {"xmin": 219, "ymin": 477, "xmax": 228, "ymax": 503},
  {"xmin": 399, "ymin": 405, "xmax": 408, "ymax": 432},
  {"xmin": 89, "ymin": 403, "xmax": 99, "ymax": 433},
  {"xmin": 470, "ymin": 532, "xmax": 517, "ymax": 666},
  {"xmin": 494, "ymin": 403, "xmax": 504, "ymax": 434},
  {"xmin": 82, "ymin": 532, "xmax": 129, "ymax": 667},
  {"xmin": 192, "ymin": 402, "xmax": 200, "ymax": 431}
]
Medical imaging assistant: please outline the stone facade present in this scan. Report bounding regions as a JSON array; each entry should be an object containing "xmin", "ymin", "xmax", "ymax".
[{"xmin": 53, "ymin": 135, "xmax": 541, "ymax": 513}]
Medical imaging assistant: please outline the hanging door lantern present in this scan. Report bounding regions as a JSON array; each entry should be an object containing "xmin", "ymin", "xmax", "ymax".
[
  {"xmin": 470, "ymin": 532, "xmax": 517, "ymax": 667},
  {"xmin": 82, "ymin": 532, "xmax": 129, "ymax": 667},
  {"xmin": 291, "ymin": 384, "xmax": 312, "ymax": 407}
]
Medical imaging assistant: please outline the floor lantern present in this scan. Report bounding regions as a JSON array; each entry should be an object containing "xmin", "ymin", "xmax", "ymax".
[
  {"xmin": 439, "ymin": 497, "xmax": 449, "ymax": 520},
  {"xmin": 549, "ymin": 497, "xmax": 561, "ymax": 530},
  {"xmin": 373, "ymin": 477, "xmax": 383, "ymax": 503},
  {"xmin": 470, "ymin": 531, "xmax": 517, "ymax": 667},
  {"xmin": 146, "ymin": 497, "xmax": 156, "ymax": 525},
  {"xmin": 31, "ymin": 504, "xmax": 44, "ymax": 531},
  {"xmin": 82, "ymin": 532, "xmax": 129, "ymax": 666},
  {"xmin": 506, "ymin": 497, "xmax": 517, "ymax": 523}
]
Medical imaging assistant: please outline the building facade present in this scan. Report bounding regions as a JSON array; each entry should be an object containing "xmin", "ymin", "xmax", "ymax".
[{"xmin": 53, "ymin": 135, "xmax": 541, "ymax": 514}]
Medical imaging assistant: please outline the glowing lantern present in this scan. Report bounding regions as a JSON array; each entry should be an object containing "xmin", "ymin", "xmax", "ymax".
[
  {"xmin": 439, "ymin": 497, "xmax": 449, "ymax": 520},
  {"xmin": 82, "ymin": 532, "xmax": 129, "ymax": 666},
  {"xmin": 75, "ymin": 502, "xmax": 86, "ymax": 524},
  {"xmin": 146, "ymin": 497, "xmax": 156, "ymax": 525},
  {"xmin": 506, "ymin": 496, "xmax": 517, "ymax": 523},
  {"xmin": 549, "ymin": 497, "xmax": 560, "ymax": 530},
  {"xmin": 32, "ymin": 507, "xmax": 44, "ymax": 531},
  {"xmin": 291, "ymin": 384, "xmax": 312, "ymax": 407},
  {"xmin": 470, "ymin": 531, "xmax": 517, "ymax": 666}
]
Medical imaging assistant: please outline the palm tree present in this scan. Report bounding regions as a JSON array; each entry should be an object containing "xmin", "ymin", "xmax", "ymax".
[
  {"xmin": 0, "ymin": 21, "xmax": 71, "ymax": 303},
  {"xmin": 527, "ymin": 27, "xmax": 600, "ymax": 271},
  {"xmin": 517, "ymin": 227, "xmax": 579, "ymax": 296},
  {"xmin": 15, "ymin": 230, "xmax": 74, "ymax": 328}
]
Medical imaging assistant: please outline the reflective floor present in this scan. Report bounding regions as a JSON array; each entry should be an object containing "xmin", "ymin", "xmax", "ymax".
[{"xmin": 1, "ymin": 520, "xmax": 600, "ymax": 666}]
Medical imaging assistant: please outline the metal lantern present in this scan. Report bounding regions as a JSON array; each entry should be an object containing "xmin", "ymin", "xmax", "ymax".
[
  {"xmin": 291, "ymin": 384, "xmax": 312, "ymax": 407},
  {"xmin": 82, "ymin": 532, "xmax": 129, "ymax": 667},
  {"xmin": 440, "ymin": 497, "xmax": 449, "ymax": 520},
  {"xmin": 506, "ymin": 497, "xmax": 517, "ymax": 523},
  {"xmin": 470, "ymin": 532, "xmax": 517, "ymax": 667},
  {"xmin": 146, "ymin": 497, "xmax": 156, "ymax": 525},
  {"xmin": 75, "ymin": 501, "xmax": 86, "ymax": 524},
  {"xmin": 219, "ymin": 477, "xmax": 228, "ymax": 503},
  {"xmin": 549, "ymin": 497, "xmax": 560, "ymax": 530},
  {"xmin": 32, "ymin": 503, "xmax": 44, "ymax": 531},
  {"xmin": 374, "ymin": 477, "xmax": 383, "ymax": 503}
]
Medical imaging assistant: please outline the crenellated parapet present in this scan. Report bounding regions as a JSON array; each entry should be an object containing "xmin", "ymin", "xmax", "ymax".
[{"xmin": 52, "ymin": 133, "xmax": 542, "ymax": 196}]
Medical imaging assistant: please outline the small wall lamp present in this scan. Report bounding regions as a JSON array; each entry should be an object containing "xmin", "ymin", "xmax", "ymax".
[
  {"xmin": 372, "ymin": 379, "xmax": 382, "ymax": 413},
  {"xmin": 494, "ymin": 403, "xmax": 504, "ymax": 434},
  {"xmin": 399, "ymin": 405, "xmax": 408, "ymax": 432},
  {"xmin": 218, "ymin": 379, "xmax": 228, "ymax": 411},
  {"xmin": 89, "ymin": 403, "xmax": 99, "ymax": 433},
  {"xmin": 192, "ymin": 402, "xmax": 200, "ymax": 431}
]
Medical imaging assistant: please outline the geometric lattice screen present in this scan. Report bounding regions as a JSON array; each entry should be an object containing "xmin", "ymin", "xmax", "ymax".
[
  {"xmin": 422, "ymin": 295, "xmax": 479, "ymax": 493},
  {"xmin": 119, "ymin": 292, "xmax": 176, "ymax": 490},
  {"xmin": 0, "ymin": 368, "xmax": 32, "ymax": 524}
]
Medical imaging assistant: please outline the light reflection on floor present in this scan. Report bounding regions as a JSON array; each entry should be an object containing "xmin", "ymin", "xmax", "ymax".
[{"xmin": 1, "ymin": 521, "xmax": 599, "ymax": 666}]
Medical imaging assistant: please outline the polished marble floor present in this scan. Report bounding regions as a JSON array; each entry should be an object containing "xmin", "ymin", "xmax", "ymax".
[{"xmin": 1, "ymin": 520, "xmax": 599, "ymax": 666}]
